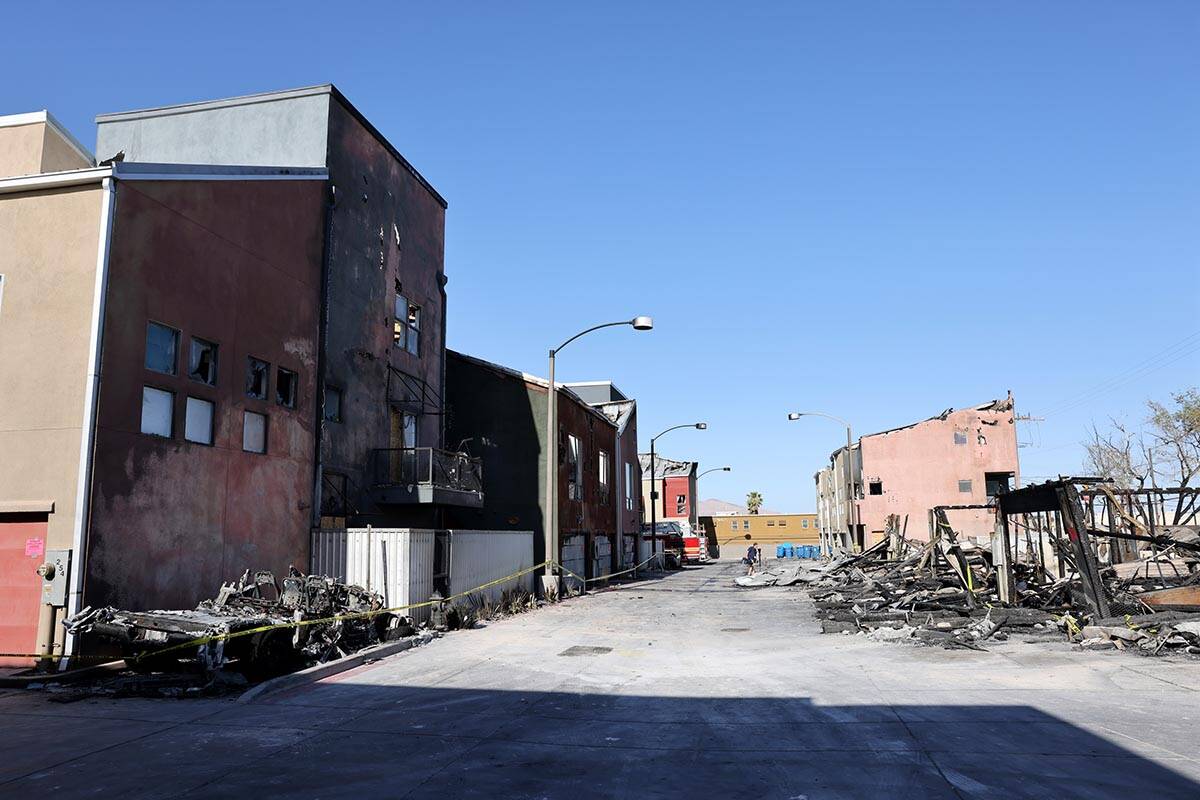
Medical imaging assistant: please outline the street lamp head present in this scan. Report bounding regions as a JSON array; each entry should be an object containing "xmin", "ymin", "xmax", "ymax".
[
  {"xmin": 787, "ymin": 412, "xmax": 802, "ymax": 421},
  {"xmin": 695, "ymin": 422, "xmax": 708, "ymax": 430},
  {"xmin": 631, "ymin": 315, "xmax": 654, "ymax": 331},
  {"xmin": 722, "ymin": 466, "xmax": 731, "ymax": 471}
]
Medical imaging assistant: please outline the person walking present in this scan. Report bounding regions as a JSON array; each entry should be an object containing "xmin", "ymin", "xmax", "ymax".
[{"xmin": 745, "ymin": 542, "xmax": 759, "ymax": 575}]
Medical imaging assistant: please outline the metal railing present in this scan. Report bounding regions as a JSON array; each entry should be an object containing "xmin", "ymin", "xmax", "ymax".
[{"xmin": 371, "ymin": 447, "xmax": 483, "ymax": 494}]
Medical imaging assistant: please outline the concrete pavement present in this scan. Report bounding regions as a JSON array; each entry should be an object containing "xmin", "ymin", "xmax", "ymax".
[{"xmin": 1, "ymin": 558, "xmax": 1198, "ymax": 798}]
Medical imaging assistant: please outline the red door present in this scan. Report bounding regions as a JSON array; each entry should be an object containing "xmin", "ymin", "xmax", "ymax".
[{"xmin": 0, "ymin": 514, "xmax": 47, "ymax": 668}]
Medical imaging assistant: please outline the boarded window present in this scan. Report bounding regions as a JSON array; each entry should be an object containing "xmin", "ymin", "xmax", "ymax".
[
  {"xmin": 145, "ymin": 322, "xmax": 178, "ymax": 375},
  {"xmin": 324, "ymin": 386, "xmax": 343, "ymax": 422},
  {"xmin": 140, "ymin": 386, "xmax": 173, "ymax": 438},
  {"xmin": 243, "ymin": 411, "xmax": 267, "ymax": 453},
  {"xmin": 953, "ymin": 431, "xmax": 968, "ymax": 445},
  {"xmin": 958, "ymin": 479, "xmax": 973, "ymax": 493},
  {"xmin": 246, "ymin": 357, "xmax": 269, "ymax": 400},
  {"xmin": 188, "ymin": 338, "xmax": 218, "ymax": 385},
  {"xmin": 184, "ymin": 397, "xmax": 214, "ymax": 445},
  {"xmin": 276, "ymin": 367, "xmax": 297, "ymax": 409}
]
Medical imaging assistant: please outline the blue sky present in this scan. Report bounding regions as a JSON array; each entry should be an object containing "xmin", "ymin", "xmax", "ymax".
[{"xmin": 6, "ymin": 3, "xmax": 1197, "ymax": 510}]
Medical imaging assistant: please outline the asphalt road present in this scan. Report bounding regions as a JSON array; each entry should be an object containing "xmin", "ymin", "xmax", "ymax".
[{"xmin": 2, "ymin": 559, "xmax": 1198, "ymax": 799}]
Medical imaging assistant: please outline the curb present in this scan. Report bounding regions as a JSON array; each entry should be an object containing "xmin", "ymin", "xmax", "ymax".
[{"xmin": 237, "ymin": 630, "xmax": 440, "ymax": 704}]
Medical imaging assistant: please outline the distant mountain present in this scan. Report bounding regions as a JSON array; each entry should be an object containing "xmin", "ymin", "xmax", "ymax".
[{"xmin": 699, "ymin": 498, "xmax": 782, "ymax": 516}]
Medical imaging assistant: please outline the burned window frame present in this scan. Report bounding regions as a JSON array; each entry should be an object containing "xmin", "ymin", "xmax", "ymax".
[
  {"xmin": 324, "ymin": 385, "xmax": 343, "ymax": 423},
  {"xmin": 868, "ymin": 481, "xmax": 883, "ymax": 496},
  {"xmin": 566, "ymin": 433, "xmax": 582, "ymax": 501},
  {"xmin": 393, "ymin": 293, "xmax": 421, "ymax": 357},
  {"xmin": 245, "ymin": 357, "xmax": 270, "ymax": 400},
  {"xmin": 276, "ymin": 366, "xmax": 298, "ymax": 409},
  {"xmin": 598, "ymin": 449, "xmax": 611, "ymax": 502},
  {"xmin": 188, "ymin": 337, "xmax": 218, "ymax": 386},
  {"xmin": 985, "ymin": 471, "xmax": 1014, "ymax": 498},
  {"xmin": 145, "ymin": 321, "xmax": 179, "ymax": 376}
]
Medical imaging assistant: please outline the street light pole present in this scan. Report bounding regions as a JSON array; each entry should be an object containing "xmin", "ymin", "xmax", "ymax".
[
  {"xmin": 543, "ymin": 316, "xmax": 653, "ymax": 598},
  {"xmin": 788, "ymin": 411, "xmax": 855, "ymax": 555},
  {"xmin": 648, "ymin": 422, "xmax": 707, "ymax": 568},
  {"xmin": 697, "ymin": 466, "xmax": 732, "ymax": 480}
]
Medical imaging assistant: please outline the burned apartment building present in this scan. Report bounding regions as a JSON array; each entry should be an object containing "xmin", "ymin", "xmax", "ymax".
[
  {"xmin": 815, "ymin": 394, "xmax": 1019, "ymax": 552},
  {"xmin": 0, "ymin": 111, "xmax": 328, "ymax": 665},
  {"xmin": 444, "ymin": 352, "xmax": 638, "ymax": 582},
  {"xmin": 0, "ymin": 85, "xmax": 481, "ymax": 665},
  {"xmin": 92, "ymin": 85, "xmax": 473, "ymax": 532}
]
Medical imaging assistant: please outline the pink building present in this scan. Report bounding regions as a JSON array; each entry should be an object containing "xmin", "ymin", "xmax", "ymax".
[{"xmin": 816, "ymin": 395, "xmax": 1019, "ymax": 550}]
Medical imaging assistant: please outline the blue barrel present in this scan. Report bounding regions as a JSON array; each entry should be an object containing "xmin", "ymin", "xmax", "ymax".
[
  {"xmin": 775, "ymin": 544, "xmax": 785, "ymax": 558},
  {"xmin": 786, "ymin": 544, "xmax": 796, "ymax": 558}
]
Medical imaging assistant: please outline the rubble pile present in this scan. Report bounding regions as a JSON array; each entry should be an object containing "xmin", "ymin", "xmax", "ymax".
[
  {"xmin": 796, "ymin": 533, "xmax": 1200, "ymax": 654},
  {"xmin": 64, "ymin": 568, "xmax": 409, "ymax": 687}
]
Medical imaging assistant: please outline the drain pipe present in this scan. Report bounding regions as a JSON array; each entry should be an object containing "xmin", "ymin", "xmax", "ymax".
[
  {"xmin": 311, "ymin": 184, "xmax": 338, "ymax": 532},
  {"xmin": 64, "ymin": 175, "xmax": 116, "ymax": 666}
]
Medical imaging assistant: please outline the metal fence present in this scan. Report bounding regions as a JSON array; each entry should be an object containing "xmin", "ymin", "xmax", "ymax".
[{"xmin": 372, "ymin": 447, "xmax": 483, "ymax": 493}]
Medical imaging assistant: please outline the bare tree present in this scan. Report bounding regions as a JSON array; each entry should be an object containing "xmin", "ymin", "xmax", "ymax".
[{"xmin": 1084, "ymin": 388, "xmax": 1199, "ymax": 523}]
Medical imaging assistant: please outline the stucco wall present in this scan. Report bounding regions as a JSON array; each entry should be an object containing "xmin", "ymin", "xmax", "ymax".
[
  {"xmin": 95, "ymin": 91, "xmax": 330, "ymax": 167},
  {"xmin": 85, "ymin": 178, "xmax": 326, "ymax": 610},
  {"xmin": 856, "ymin": 406, "xmax": 1019, "ymax": 543},
  {"xmin": 0, "ymin": 183, "xmax": 104, "ymax": 551},
  {"xmin": 0, "ymin": 124, "xmax": 49, "ymax": 178}
]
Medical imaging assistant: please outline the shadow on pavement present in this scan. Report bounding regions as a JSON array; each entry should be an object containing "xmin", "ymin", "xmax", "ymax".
[{"xmin": 1, "ymin": 684, "xmax": 1195, "ymax": 799}]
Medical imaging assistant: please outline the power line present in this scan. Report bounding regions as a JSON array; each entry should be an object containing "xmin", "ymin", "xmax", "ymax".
[{"xmin": 1039, "ymin": 332, "xmax": 1200, "ymax": 419}]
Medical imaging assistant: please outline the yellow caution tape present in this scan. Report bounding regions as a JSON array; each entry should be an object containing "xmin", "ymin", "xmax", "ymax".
[{"xmin": 6, "ymin": 555, "xmax": 664, "ymax": 666}]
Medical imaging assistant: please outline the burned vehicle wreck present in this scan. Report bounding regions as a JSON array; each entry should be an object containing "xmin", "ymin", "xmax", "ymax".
[{"xmin": 64, "ymin": 569, "xmax": 410, "ymax": 680}]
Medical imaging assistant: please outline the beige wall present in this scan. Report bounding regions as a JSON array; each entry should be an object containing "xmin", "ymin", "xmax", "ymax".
[
  {"xmin": 0, "ymin": 120, "xmax": 92, "ymax": 178},
  {"xmin": 0, "ymin": 183, "xmax": 104, "ymax": 553},
  {"xmin": 0, "ymin": 124, "xmax": 46, "ymax": 178},
  {"xmin": 709, "ymin": 513, "xmax": 821, "ymax": 549}
]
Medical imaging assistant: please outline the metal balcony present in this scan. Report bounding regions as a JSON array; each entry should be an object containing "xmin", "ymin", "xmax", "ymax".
[{"xmin": 370, "ymin": 447, "xmax": 484, "ymax": 508}]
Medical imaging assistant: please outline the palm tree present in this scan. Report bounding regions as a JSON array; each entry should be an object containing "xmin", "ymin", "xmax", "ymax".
[{"xmin": 746, "ymin": 491, "xmax": 763, "ymax": 515}]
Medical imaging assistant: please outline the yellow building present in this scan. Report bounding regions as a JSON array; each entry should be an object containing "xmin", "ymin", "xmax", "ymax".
[{"xmin": 699, "ymin": 513, "xmax": 820, "ymax": 557}]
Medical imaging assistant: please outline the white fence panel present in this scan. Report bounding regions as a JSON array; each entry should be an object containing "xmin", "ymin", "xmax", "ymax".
[
  {"xmin": 447, "ymin": 530, "xmax": 534, "ymax": 604},
  {"xmin": 311, "ymin": 528, "xmax": 436, "ymax": 624}
]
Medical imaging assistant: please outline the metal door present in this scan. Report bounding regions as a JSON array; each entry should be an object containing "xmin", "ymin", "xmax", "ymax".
[{"xmin": 0, "ymin": 514, "xmax": 47, "ymax": 668}]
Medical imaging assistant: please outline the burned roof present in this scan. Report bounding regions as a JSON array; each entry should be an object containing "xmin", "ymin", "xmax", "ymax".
[{"xmin": 638, "ymin": 454, "xmax": 695, "ymax": 479}]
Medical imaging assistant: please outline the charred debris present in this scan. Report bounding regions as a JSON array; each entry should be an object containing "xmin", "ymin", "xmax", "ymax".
[
  {"xmin": 743, "ymin": 478, "xmax": 1200, "ymax": 656},
  {"xmin": 55, "ymin": 567, "xmax": 536, "ymax": 698}
]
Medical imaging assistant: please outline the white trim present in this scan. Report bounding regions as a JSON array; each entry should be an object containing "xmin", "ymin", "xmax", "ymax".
[
  {"xmin": 0, "ymin": 167, "xmax": 111, "ymax": 195},
  {"xmin": 65, "ymin": 176, "xmax": 115, "ymax": 662},
  {"xmin": 0, "ymin": 110, "xmax": 51, "ymax": 127},
  {"xmin": 0, "ymin": 500, "xmax": 54, "ymax": 514},
  {"xmin": 113, "ymin": 170, "xmax": 327, "ymax": 182},
  {"xmin": 0, "ymin": 165, "xmax": 328, "ymax": 196},
  {"xmin": 0, "ymin": 110, "xmax": 95, "ymax": 166}
]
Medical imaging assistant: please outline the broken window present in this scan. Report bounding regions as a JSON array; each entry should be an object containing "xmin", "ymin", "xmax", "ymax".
[
  {"xmin": 624, "ymin": 462, "xmax": 635, "ymax": 510},
  {"xmin": 243, "ymin": 410, "xmax": 267, "ymax": 453},
  {"xmin": 598, "ymin": 450, "xmax": 610, "ymax": 502},
  {"xmin": 145, "ymin": 322, "xmax": 178, "ymax": 375},
  {"xmin": 958, "ymin": 479, "xmax": 973, "ymax": 493},
  {"xmin": 567, "ymin": 434, "xmax": 582, "ymax": 500},
  {"xmin": 245, "ymin": 357, "xmax": 269, "ymax": 400},
  {"xmin": 676, "ymin": 494, "xmax": 686, "ymax": 515},
  {"xmin": 184, "ymin": 397, "xmax": 214, "ymax": 445},
  {"xmin": 140, "ymin": 386, "xmax": 174, "ymax": 438},
  {"xmin": 953, "ymin": 430, "xmax": 968, "ymax": 445},
  {"xmin": 188, "ymin": 337, "xmax": 218, "ymax": 385},
  {"xmin": 393, "ymin": 294, "xmax": 421, "ymax": 356},
  {"xmin": 985, "ymin": 471, "xmax": 1013, "ymax": 497},
  {"xmin": 868, "ymin": 481, "xmax": 883, "ymax": 495},
  {"xmin": 276, "ymin": 367, "xmax": 297, "ymax": 409},
  {"xmin": 324, "ymin": 386, "xmax": 343, "ymax": 422},
  {"xmin": 321, "ymin": 472, "xmax": 349, "ymax": 518}
]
